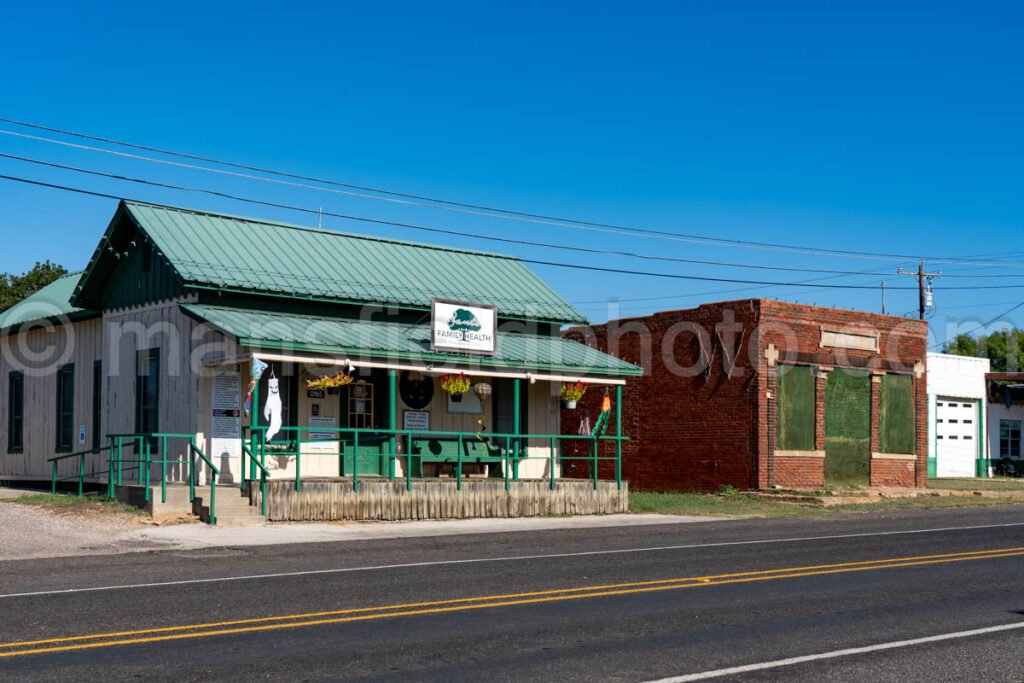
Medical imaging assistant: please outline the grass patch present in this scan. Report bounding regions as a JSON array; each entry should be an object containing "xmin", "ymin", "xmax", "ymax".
[
  {"xmin": 836, "ymin": 496, "xmax": 1024, "ymax": 512},
  {"xmin": 630, "ymin": 490, "xmax": 1024, "ymax": 518},
  {"xmin": 0, "ymin": 492, "xmax": 144, "ymax": 516},
  {"xmin": 629, "ymin": 491, "xmax": 821, "ymax": 518},
  {"xmin": 927, "ymin": 477, "xmax": 1024, "ymax": 492}
]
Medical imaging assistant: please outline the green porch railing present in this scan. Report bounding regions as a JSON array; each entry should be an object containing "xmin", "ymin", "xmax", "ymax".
[
  {"xmin": 241, "ymin": 439, "xmax": 270, "ymax": 517},
  {"xmin": 106, "ymin": 433, "xmax": 197, "ymax": 504},
  {"xmin": 242, "ymin": 424, "xmax": 627, "ymax": 498},
  {"xmin": 50, "ymin": 433, "xmax": 221, "ymax": 525},
  {"xmin": 189, "ymin": 442, "xmax": 220, "ymax": 525},
  {"xmin": 48, "ymin": 446, "xmax": 112, "ymax": 496}
]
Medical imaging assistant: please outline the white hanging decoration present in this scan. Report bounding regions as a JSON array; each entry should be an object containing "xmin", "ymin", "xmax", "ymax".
[{"xmin": 264, "ymin": 369, "xmax": 283, "ymax": 442}]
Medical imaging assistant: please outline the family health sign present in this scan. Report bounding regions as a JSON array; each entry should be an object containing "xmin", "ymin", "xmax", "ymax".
[{"xmin": 431, "ymin": 299, "xmax": 497, "ymax": 355}]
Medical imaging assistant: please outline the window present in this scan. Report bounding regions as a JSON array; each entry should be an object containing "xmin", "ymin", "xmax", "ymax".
[
  {"xmin": 1000, "ymin": 420, "xmax": 1021, "ymax": 459},
  {"xmin": 92, "ymin": 360, "xmax": 102, "ymax": 449},
  {"xmin": 8, "ymin": 372, "xmax": 23, "ymax": 452},
  {"xmin": 55, "ymin": 365, "xmax": 74, "ymax": 452},
  {"xmin": 136, "ymin": 349, "xmax": 159, "ymax": 449}
]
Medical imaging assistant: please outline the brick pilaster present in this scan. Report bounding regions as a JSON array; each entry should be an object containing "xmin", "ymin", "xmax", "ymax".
[
  {"xmin": 815, "ymin": 368, "xmax": 829, "ymax": 451},
  {"xmin": 870, "ymin": 373, "xmax": 882, "ymax": 456}
]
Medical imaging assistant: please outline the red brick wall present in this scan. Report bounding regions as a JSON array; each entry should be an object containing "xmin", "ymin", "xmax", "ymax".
[
  {"xmin": 774, "ymin": 455, "xmax": 825, "ymax": 488},
  {"xmin": 565, "ymin": 299, "xmax": 928, "ymax": 491},
  {"xmin": 870, "ymin": 459, "xmax": 917, "ymax": 487},
  {"xmin": 755, "ymin": 301, "xmax": 928, "ymax": 489},
  {"xmin": 564, "ymin": 301, "xmax": 761, "ymax": 492}
]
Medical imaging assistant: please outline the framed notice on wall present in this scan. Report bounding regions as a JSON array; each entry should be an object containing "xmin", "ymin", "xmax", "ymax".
[
  {"xmin": 403, "ymin": 410, "xmax": 430, "ymax": 431},
  {"xmin": 431, "ymin": 299, "xmax": 497, "ymax": 355}
]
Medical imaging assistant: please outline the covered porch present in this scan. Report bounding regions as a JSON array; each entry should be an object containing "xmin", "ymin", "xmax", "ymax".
[{"xmin": 188, "ymin": 304, "xmax": 640, "ymax": 504}]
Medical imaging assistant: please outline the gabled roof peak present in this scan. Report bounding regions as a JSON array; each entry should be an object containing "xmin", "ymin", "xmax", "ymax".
[{"xmin": 72, "ymin": 200, "xmax": 586, "ymax": 324}]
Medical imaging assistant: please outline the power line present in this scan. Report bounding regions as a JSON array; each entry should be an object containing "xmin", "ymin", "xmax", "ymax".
[
  {"xmin": 0, "ymin": 171, "xmax": 944, "ymax": 292},
  {"xmin": 7, "ymin": 172, "xmax": 1024, "ymax": 296},
  {"xmin": 11, "ymin": 150, "xmax": 1022, "ymax": 281},
  {"xmin": 929, "ymin": 300, "xmax": 1024, "ymax": 350},
  {"xmin": 3, "ymin": 120, "xmax": 1024, "ymax": 267}
]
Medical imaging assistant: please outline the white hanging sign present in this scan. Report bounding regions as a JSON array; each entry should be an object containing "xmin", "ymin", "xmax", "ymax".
[
  {"xmin": 211, "ymin": 367, "xmax": 242, "ymax": 461},
  {"xmin": 431, "ymin": 299, "xmax": 497, "ymax": 355}
]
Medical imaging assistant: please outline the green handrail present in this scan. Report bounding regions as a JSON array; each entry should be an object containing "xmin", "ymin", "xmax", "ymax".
[
  {"xmin": 189, "ymin": 443, "xmax": 220, "ymax": 525},
  {"xmin": 243, "ymin": 442, "xmax": 270, "ymax": 517},
  {"xmin": 49, "ymin": 446, "xmax": 111, "ymax": 496}
]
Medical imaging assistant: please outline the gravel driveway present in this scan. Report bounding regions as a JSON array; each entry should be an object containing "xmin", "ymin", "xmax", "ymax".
[{"xmin": 0, "ymin": 497, "xmax": 178, "ymax": 561}]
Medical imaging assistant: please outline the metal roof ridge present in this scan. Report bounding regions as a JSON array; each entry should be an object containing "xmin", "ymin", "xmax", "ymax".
[{"xmin": 122, "ymin": 199, "xmax": 517, "ymax": 261}]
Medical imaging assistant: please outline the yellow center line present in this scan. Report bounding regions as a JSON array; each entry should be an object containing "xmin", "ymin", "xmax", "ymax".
[{"xmin": 1, "ymin": 546, "xmax": 1021, "ymax": 659}]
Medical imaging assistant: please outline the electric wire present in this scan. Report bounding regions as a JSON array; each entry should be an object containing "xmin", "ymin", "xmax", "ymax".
[
  {"xmin": 929, "ymin": 300, "xmax": 1024, "ymax": 350},
  {"xmin": 7, "ymin": 150, "xmax": 1018, "ymax": 280},
  {"xmin": 0, "ymin": 172, "xmax": 943, "ymax": 292},
  {"xmin": 6, "ymin": 172, "xmax": 1024, "ymax": 296},
  {"xmin": 2, "ymin": 120, "xmax": 1024, "ymax": 267}
]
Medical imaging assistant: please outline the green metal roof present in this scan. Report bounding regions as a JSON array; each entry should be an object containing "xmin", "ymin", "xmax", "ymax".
[
  {"xmin": 109, "ymin": 201, "xmax": 585, "ymax": 324},
  {"xmin": 0, "ymin": 272, "xmax": 96, "ymax": 331},
  {"xmin": 182, "ymin": 304, "xmax": 640, "ymax": 377}
]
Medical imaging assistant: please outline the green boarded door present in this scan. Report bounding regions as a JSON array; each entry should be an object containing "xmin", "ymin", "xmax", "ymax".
[
  {"xmin": 825, "ymin": 369, "xmax": 871, "ymax": 486},
  {"xmin": 880, "ymin": 375, "xmax": 915, "ymax": 455},
  {"xmin": 777, "ymin": 365, "xmax": 816, "ymax": 451}
]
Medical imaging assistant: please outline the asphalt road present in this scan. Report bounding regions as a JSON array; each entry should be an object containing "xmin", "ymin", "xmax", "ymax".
[{"xmin": 1, "ymin": 505, "xmax": 1023, "ymax": 681}]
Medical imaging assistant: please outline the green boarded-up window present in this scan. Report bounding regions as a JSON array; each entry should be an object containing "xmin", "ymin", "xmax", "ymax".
[
  {"xmin": 777, "ymin": 364, "xmax": 815, "ymax": 451},
  {"xmin": 8, "ymin": 372, "xmax": 24, "ymax": 452},
  {"xmin": 880, "ymin": 374, "xmax": 915, "ymax": 454},
  {"xmin": 55, "ymin": 365, "xmax": 75, "ymax": 452}
]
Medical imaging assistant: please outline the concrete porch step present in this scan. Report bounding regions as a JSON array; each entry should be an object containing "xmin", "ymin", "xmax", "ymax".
[{"xmin": 193, "ymin": 488, "xmax": 265, "ymax": 526}]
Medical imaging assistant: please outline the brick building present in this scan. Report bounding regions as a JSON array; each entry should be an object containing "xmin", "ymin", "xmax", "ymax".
[{"xmin": 563, "ymin": 299, "xmax": 928, "ymax": 491}]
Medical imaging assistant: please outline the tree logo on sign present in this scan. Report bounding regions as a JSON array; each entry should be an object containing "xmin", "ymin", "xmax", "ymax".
[{"xmin": 447, "ymin": 308, "xmax": 482, "ymax": 332}]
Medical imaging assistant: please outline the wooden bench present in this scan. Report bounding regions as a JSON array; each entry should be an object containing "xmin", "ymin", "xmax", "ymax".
[{"xmin": 406, "ymin": 436, "xmax": 506, "ymax": 478}]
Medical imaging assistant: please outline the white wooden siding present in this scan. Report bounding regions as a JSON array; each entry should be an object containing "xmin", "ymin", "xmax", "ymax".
[{"xmin": 0, "ymin": 317, "xmax": 102, "ymax": 481}]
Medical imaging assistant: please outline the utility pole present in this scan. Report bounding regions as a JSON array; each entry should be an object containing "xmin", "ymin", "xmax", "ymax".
[
  {"xmin": 881, "ymin": 281, "xmax": 886, "ymax": 315},
  {"xmin": 897, "ymin": 262, "xmax": 943, "ymax": 319}
]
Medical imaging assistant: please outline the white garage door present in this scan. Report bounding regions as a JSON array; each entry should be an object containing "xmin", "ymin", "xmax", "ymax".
[{"xmin": 935, "ymin": 398, "xmax": 979, "ymax": 477}]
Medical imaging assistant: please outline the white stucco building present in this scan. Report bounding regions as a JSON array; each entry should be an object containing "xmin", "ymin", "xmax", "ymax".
[{"xmin": 926, "ymin": 352, "xmax": 990, "ymax": 478}]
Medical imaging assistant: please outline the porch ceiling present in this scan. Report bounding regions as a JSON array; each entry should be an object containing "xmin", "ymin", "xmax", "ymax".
[{"xmin": 182, "ymin": 304, "xmax": 641, "ymax": 380}]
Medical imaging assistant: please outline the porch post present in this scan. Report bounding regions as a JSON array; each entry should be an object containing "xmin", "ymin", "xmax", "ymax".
[
  {"xmin": 615, "ymin": 384, "xmax": 623, "ymax": 490},
  {"xmin": 512, "ymin": 378, "xmax": 521, "ymax": 481},
  {"xmin": 250, "ymin": 377, "xmax": 260, "ymax": 482},
  {"xmin": 388, "ymin": 369, "xmax": 397, "ymax": 481}
]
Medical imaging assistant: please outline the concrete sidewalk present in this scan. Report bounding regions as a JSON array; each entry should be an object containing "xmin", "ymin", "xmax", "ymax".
[{"xmin": 124, "ymin": 513, "xmax": 717, "ymax": 550}]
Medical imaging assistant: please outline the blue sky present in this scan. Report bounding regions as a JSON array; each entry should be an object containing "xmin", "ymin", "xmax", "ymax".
[{"xmin": 0, "ymin": 1, "xmax": 1021, "ymax": 345}]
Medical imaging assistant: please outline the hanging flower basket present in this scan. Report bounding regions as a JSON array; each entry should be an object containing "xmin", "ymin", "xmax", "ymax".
[
  {"xmin": 306, "ymin": 371, "xmax": 355, "ymax": 392},
  {"xmin": 560, "ymin": 381, "xmax": 587, "ymax": 409},
  {"xmin": 441, "ymin": 373, "xmax": 471, "ymax": 401}
]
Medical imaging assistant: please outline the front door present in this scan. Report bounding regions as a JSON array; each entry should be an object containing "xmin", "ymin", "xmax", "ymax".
[
  {"xmin": 492, "ymin": 378, "xmax": 528, "ymax": 477},
  {"xmin": 824, "ymin": 369, "xmax": 871, "ymax": 487},
  {"xmin": 339, "ymin": 370, "xmax": 387, "ymax": 476}
]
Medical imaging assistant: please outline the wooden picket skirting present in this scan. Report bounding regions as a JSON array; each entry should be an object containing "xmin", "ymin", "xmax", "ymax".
[{"xmin": 259, "ymin": 478, "xmax": 628, "ymax": 521}]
